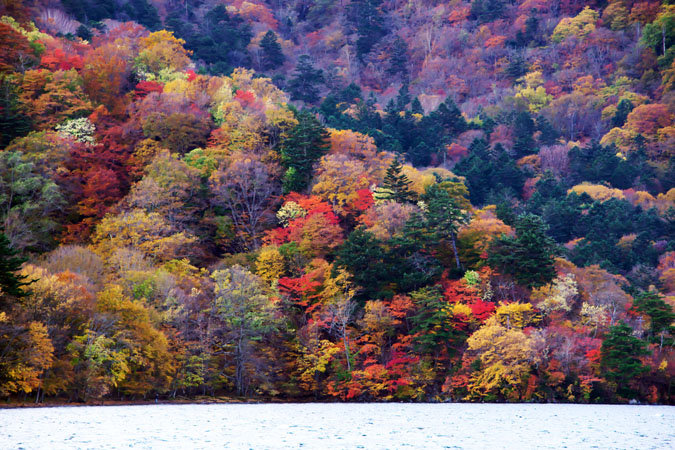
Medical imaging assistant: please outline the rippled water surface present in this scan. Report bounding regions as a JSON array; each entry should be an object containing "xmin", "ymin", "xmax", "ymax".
[{"xmin": 1, "ymin": 403, "xmax": 673, "ymax": 449}]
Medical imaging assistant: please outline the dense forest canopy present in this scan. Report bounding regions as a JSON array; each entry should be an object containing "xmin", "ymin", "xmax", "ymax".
[{"xmin": 0, "ymin": 0, "xmax": 673, "ymax": 404}]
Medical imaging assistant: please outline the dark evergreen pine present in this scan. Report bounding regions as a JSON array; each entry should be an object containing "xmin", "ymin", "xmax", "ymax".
[
  {"xmin": 123, "ymin": 0, "xmax": 161, "ymax": 30},
  {"xmin": 61, "ymin": 0, "xmax": 116, "ymax": 23},
  {"xmin": 279, "ymin": 109, "xmax": 330, "ymax": 193},
  {"xmin": 420, "ymin": 97, "xmax": 467, "ymax": 152},
  {"xmin": 454, "ymin": 140, "xmax": 526, "ymax": 205},
  {"xmin": 336, "ymin": 83, "xmax": 363, "ymax": 103},
  {"xmin": 0, "ymin": 76, "xmax": 30, "ymax": 148},
  {"xmin": 410, "ymin": 286, "xmax": 466, "ymax": 356},
  {"xmin": 422, "ymin": 183, "xmax": 469, "ymax": 269},
  {"xmin": 601, "ymin": 322, "xmax": 650, "ymax": 398},
  {"xmin": 411, "ymin": 97, "xmax": 424, "ymax": 115},
  {"xmin": 612, "ymin": 98, "xmax": 634, "ymax": 128},
  {"xmin": 75, "ymin": 24, "xmax": 92, "ymax": 41},
  {"xmin": 387, "ymin": 36, "xmax": 409, "ymax": 81},
  {"xmin": 408, "ymin": 141, "xmax": 431, "ymax": 167},
  {"xmin": 434, "ymin": 97, "xmax": 467, "ymax": 135},
  {"xmin": 287, "ymin": 55, "xmax": 325, "ymax": 104},
  {"xmin": 487, "ymin": 213, "xmax": 557, "ymax": 288},
  {"xmin": 535, "ymin": 115, "xmax": 558, "ymax": 146},
  {"xmin": 260, "ymin": 30, "xmax": 285, "ymax": 71},
  {"xmin": 568, "ymin": 142, "xmax": 637, "ymax": 189},
  {"xmin": 504, "ymin": 53, "xmax": 528, "ymax": 79},
  {"xmin": 395, "ymin": 83, "xmax": 411, "ymax": 111},
  {"xmin": 347, "ymin": 0, "xmax": 386, "ymax": 59},
  {"xmin": 179, "ymin": 4, "xmax": 252, "ymax": 75},
  {"xmin": 0, "ymin": 233, "xmax": 30, "ymax": 305},
  {"xmin": 377, "ymin": 157, "xmax": 417, "ymax": 204},
  {"xmin": 470, "ymin": 0, "xmax": 505, "ymax": 24},
  {"xmin": 633, "ymin": 292, "xmax": 675, "ymax": 348},
  {"xmin": 481, "ymin": 114, "xmax": 496, "ymax": 135},
  {"xmin": 334, "ymin": 228, "xmax": 390, "ymax": 301},
  {"xmin": 513, "ymin": 110, "xmax": 536, "ymax": 157}
]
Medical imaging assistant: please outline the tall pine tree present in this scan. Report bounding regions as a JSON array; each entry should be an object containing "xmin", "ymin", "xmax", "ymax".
[
  {"xmin": 0, "ymin": 233, "xmax": 30, "ymax": 306},
  {"xmin": 487, "ymin": 213, "xmax": 557, "ymax": 288},
  {"xmin": 601, "ymin": 322, "xmax": 650, "ymax": 398},
  {"xmin": 376, "ymin": 158, "xmax": 417, "ymax": 204},
  {"xmin": 287, "ymin": 55, "xmax": 324, "ymax": 104},
  {"xmin": 260, "ymin": 30, "xmax": 285, "ymax": 71},
  {"xmin": 279, "ymin": 109, "xmax": 330, "ymax": 193},
  {"xmin": 387, "ymin": 36, "xmax": 409, "ymax": 81}
]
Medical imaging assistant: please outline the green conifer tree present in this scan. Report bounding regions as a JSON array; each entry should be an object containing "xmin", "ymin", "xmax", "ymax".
[
  {"xmin": 487, "ymin": 213, "xmax": 557, "ymax": 287},
  {"xmin": 376, "ymin": 158, "xmax": 417, "ymax": 204},
  {"xmin": 260, "ymin": 30, "xmax": 285, "ymax": 71},
  {"xmin": 387, "ymin": 36, "xmax": 409, "ymax": 81},
  {"xmin": 287, "ymin": 55, "xmax": 324, "ymax": 104},
  {"xmin": 0, "ymin": 233, "xmax": 30, "ymax": 305},
  {"xmin": 279, "ymin": 109, "xmax": 329, "ymax": 193},
  {"xmin": 601, "ymin": 322, "xmax": 650, "ymax": 398}
]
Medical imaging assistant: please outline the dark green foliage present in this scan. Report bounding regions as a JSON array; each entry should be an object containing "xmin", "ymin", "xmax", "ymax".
[
  {"xmin": 528, "ymin": 181, "xmax": 581, "ymax": 243},
  {"xmin": 260, "ymin": 31, "xmax": 285, "ymax": 71},
  {"xmin": 512, "ymin": 14, "xmax": 541, "ymax": 47},
  {"xmin": 335, "ymin": 222, "xmax": 439, "ymax": 301},
  {"xmin": 410, "ymin": 286, "xmax": 466, "ymax": 355},
  {"xmin": 75, "ymin": 25, "xmax": 92, "ymax": 41},
  {"xmin": 470, "ymin": 0, "xmax": 505, "ymax": 24},
  {"xmin": 122, "ymin": 0, "xmax": 161, "ymax": 30},
  {"xmin": 601, "ymin": 322, "xmax": 650, "ymax": 398},
  {"xmin": 387, "ymin": 221, "xmax": 440, "ymax": 294},
  {"xmin": 334, "ymin": 228, "xmax": 391, "ymax": 300},
  {"xmin": 0, "ymin": 151, "xmax": 64, "ymax": 253},
  {"xmin": 411, "ymin": 98, "xmax": 423, "ymax": 115},
  {"xmin": 61, "ymin": 0, "xmax": 116, "ymax": 23},
  {"xmin": 0, "ymin": 233, "xmax": 30, "ymax": 303},
  {"xmin": 488, "ymin": 213, "xmax": 557, "ymax": 288},
  {"xmin": 409, "ymin": 141, "xmax": 432, "ymax": 167},
  {"xmin": 504, "ymin": 53, "xmax": 528, "ymax": 79},
  {"xmin": 454, "ymin": 140, "xmax": 526, "ymax": 206},
  {"xmin": 336, "ymin": 83, "xmax": 363, "ymax": 103},
  {"xmin": 395, "ymin": 83, "xmax": 411, "ymax": 111},
  {"xmin": 535, "ymin": 115, "xmax": 558, "ymax": 146},
  {"xmin": 376, "ymin": 158, "xmax": 417, "ymax": 204},
  {"xmin": 564, "ymin": 196, "xmax": 668, "ymax": 272},
  {"xmin": 287, "ymin": 55, "xmax": 325, "ymax": 104},
  {"xmin": 279, "ymin": 109, "xmax": 329, "ymax": 193},
  {"xmin": 430, "ymin": 98, "xmax": 467, "ymax": 136},
  {"xmin": 568, "ymin": 142, "xmax": 638, "ymax": 189},
  {"xmin": 612, "ymin": 99, "xmax": 634, "ymax": 128},
  {"xmin": 0, "ymin": 76, "xmax": 30, "ymax": 148},
  {"xmin": 346, "ymin": 0, "xmax": 387, "ymax": 59},
  {"xmin": 513, "ymin": 110, "xmax": 536, "ymax": 157},
  {"xmin": 61, "ymin": 0, "xmax": 158, "ymax": 28},
  {"xmin": 175, "ymin": 5, "xmax": 252, "ymax": 74},
  {"xmin": 321, "ymin": 93, "xmax": 466, "ymax": 167},
  {"xmin": 422, "ymin": 182, "xmax": 468, "ymax": 269},
  {"xmin": 481, "ymin": 113, "xmax": 496, "ymax": 135},
  {"xmin": 633, "ymin": 292, "xmax": 675, "ymax": 347},
  {"xmin": 388, "ymin": 36, "xmax": 409, "ymax": 81}
]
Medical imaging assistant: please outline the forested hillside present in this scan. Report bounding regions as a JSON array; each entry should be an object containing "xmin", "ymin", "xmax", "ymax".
[{"xmin": 0, "ymin": 0, "xmax": 673, "ymax": 404}]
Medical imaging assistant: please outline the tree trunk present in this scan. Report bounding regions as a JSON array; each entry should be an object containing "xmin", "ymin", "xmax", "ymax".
[
  {"xmin": 451, "ymin": 233, "xmax": 461, "ymax": 269},
  {"xmin": 342, "ymin": 325, "xmax": 351, "ymax": 372}
]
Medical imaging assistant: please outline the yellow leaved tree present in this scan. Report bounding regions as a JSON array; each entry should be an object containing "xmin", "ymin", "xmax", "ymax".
[{"xmin": 465, "ymin": 317, "xmax": 543, "ymax": 401}]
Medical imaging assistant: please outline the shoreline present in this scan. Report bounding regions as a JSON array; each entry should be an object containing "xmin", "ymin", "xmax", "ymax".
[{"xmin": 1, "ymin": 398, "xmax": 658, "ymax": 409}]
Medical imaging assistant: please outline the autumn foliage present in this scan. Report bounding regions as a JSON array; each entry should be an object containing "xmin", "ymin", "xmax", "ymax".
[{"xmin": 0, "ymin": 0, "xmax": 673, "ymax": 405}]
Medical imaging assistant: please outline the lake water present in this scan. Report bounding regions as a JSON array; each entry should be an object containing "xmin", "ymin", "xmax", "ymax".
[{"xmin": 1, "ymin": 403, "xmax": 673, "ymax": 449}]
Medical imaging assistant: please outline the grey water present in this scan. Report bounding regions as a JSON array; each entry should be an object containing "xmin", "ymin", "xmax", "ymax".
[{"xmin": 1, "ymin": 403, "xmax": 673, "ymax": 449}]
